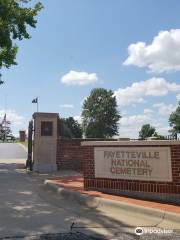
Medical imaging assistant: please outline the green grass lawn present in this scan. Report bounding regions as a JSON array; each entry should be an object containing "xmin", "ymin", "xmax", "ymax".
[{"xmin": 19, "ymin": 141, "xmax": 28, "ymax": 148}]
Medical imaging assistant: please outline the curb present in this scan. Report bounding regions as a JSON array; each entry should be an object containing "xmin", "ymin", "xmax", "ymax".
[
  {"xmin": 44, "ymin": 180, "xmax": 180, "ymax": 225},
  {"xmin": 18, "ymin": 143, "xmax": 28, "ymax": 153},
  {"xmin": 45, "ymin": 180, "xmax": 101, "ymax": 208}
]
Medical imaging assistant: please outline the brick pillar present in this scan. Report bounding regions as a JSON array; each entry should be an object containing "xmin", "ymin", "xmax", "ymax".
[
  {"xmin": 33, "ymin": 112, "xmax": 58, "ymax": 173},
  {"xmin": 19, "ymin": 130, "xmax": 26, "ymax": 142}
]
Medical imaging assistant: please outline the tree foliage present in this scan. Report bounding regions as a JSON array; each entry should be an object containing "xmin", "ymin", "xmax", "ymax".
[
  {"xmin": 0, "ymin": 73, "xmax": 4, "ymax": 84},
  {"xmin": 0, "ymin": 0, "xmax": 42, "ymax": 76},
  {"xmin": 81, "ymin": 88, "xmax": 121, "ymax": 138},
  {"xmin": 57, "ymin": 117, "xmax": 82, "ymax": 139},
  {"xmin": 0, "ymin": 120, "xmax": 13, "ymax": 141},
  {"xmin": 64, "ymin": 117, "xmax": 82, "ymax": 138},
  {"xmin": 153, "ymin": 132, "xmax": 165, "ymax": 140},
  {"xmin": 139, "ymin": 124, "xmax": 156, "ymax": 140},
  {"xmin": 169, "ymin": 102, "xmax": 180, "ymax": 135}
]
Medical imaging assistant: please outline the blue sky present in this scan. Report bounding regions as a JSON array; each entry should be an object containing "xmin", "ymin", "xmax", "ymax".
[{"xmin": 1, "ymin": 0, "xmax": 180, "ymax": 137}]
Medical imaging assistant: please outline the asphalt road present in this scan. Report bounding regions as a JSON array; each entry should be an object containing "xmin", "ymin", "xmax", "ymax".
[{"xmin": 0, "ymin": 143, "xmax": 27, "ymax": 159}]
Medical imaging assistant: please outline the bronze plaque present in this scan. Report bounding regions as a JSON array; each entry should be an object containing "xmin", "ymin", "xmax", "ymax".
[{"xmin": 41, "ymin": 121, "xmax": 53, "ymax": 136}]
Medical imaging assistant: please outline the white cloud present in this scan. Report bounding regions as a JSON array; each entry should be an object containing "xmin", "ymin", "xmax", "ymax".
[
  {"xmin": 119, "ymin": 112, "xmax": 170, "ymax": 138},
  {"xmin": 123, "ymin": 29, "xmax": 180, "ymax": 73},
  {"xmin": 0, "ymin": 109, "xmax": 25, "ymax": 126},
  {"xmin": 119, "ymin": 114, "xmax": 152, "ymax": 138},
  {"xmin": 59, "ymin": 104, "xmax": 74, "ymax": 108},
  {"xmin": 153, "ymin": 102, "xmax": 176, "ymax": 116},
  {"xmin": 120, "ymin": 114, "xmax": 151, "ymax": 128},
  {"xmin": 143, "ymin": 108, "xmax": 154, "ymax": 115},
  {"xmin": 114, "ymin": 78, "xmax": 180, "ymax": 107},
  {"xmin": 73, "ymin": 115, "xmax": 82, "ymax": 124},
  {"xmin": 121, "ymin": 110, "xmax": 128, "ymax": 116},
  {"xmin": 156, "ymin": 126, "xmax": 171, "ymax": 136},
  {"xmin": 61, "ymin": 70, "xmax": 98, "ymax": 86},
  {"xmin": 176, "ymin": 93, "xmax": 180, "ymax": 101}
]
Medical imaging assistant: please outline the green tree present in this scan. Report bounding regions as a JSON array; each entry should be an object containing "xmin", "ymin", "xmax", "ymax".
[
  {"xmin": 81, "ymin": 88, "xmax": 121, "ymax": 138},
  {"xmin": 139, "ymin": 124, "xmax": 156, "ymax": 140},
  {"xmin": 0, "ymin": 0, "xmax": 43, "ymax": 79},
  {"xmin": 64, "ymin": 117, "xmax": 82, "ymax": 138},
  {"xmin": 169, "ymin": 102, "xmax": 180, "ymax": 135},
  {"xmin": 57, "ymin": 118, "xmax": 73, "ymax": 139},
  {"xmin": 0, "ymin": 120, "xmax": 13, "ymax": 141},
  {"xmin": 0, "ymin": 73, "xmax": 4, "ymax": 84},
  {"xmin": 57, "ymin": 117, "xmax": 82, "ymax": 139},
  {"xmin": 153, "ymin": 132, "xmax": 165, "ymax": 140}
]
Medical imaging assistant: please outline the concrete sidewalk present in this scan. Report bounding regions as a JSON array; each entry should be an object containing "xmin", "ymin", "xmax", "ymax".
[{"xmin": 44, "ymin": 176, "xmax": 180, "ymax": 229}]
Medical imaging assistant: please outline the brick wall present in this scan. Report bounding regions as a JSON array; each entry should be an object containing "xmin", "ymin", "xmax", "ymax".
[
  {"xmin": 82, "ymin": 143, "xmax": 180, "ymax": 203},
  {"xmin": 56, "ymin": 138, "xmax": 117, "ymax": 171},
  {"xmin": 56, "ymin": 139, "xmax": 83, "ymax": 171}
]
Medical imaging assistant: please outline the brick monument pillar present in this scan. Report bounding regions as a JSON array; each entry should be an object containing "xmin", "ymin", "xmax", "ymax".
[
  {"xmin": 19, "ymin": 130, "xmax": 26, "ymax": 142},
  {"xmin": 33, "ymin": 112, "xmax": 58, "ymax": 173}
]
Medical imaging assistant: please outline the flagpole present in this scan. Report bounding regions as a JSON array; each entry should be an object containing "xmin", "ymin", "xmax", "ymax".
[
  {"xmin": 32, "ymin": 97, "xmax": 39, "ymax": 112},
  {"xmin": 37, "ymin": 97, "xmax": 39, "ymax": 112}
]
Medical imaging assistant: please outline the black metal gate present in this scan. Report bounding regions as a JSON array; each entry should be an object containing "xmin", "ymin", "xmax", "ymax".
[{"xmin": 26, "ymin": 120, "xmax": 33, "ymax": 171}]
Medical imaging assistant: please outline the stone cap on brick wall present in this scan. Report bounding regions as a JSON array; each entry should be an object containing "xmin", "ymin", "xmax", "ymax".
[
  {"xmin": 33, "ymin": 112, "xmax": 59, "ymax": 118},
  {"xmin": 81, "ymin": 140, "xmax": 180, "ymax": 146}
]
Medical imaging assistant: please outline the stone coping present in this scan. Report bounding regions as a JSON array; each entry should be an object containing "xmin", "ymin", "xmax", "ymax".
[
  {"xmin": 33, "ymin": 112, "xmax": 59, "ymax": 118},
  {"xmin": 81, "ymin": 140, "xmax": 180, "ymax": 146}
]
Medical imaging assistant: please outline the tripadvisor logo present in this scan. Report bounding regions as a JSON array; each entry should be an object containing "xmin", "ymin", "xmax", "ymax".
[{"xmin": 135, "ymin": 227, "xmax": 143, "ymax": 235}]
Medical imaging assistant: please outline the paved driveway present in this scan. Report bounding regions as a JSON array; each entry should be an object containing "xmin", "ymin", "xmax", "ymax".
[
  {"xmin": 0, "ymin": 143, "xmax": 26, "ymax": 169},
  {"xmin": 0, "ymin": 143, "xmax": 27, "ymax": 159}
]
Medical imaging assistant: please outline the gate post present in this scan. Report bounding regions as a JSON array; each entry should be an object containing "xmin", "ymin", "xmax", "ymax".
[
  {"xmin": 33, "ymin": 112, "xmax": 58, "ymax": 173},
  {"xmin": 26, "ymin": 120, "xmax": 33, "ymax": 171}
]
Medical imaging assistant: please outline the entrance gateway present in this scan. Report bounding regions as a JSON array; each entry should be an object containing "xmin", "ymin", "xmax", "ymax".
[{"xmin": 27, "ymin": 112, "xmax": 180, "ymax": 203}]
